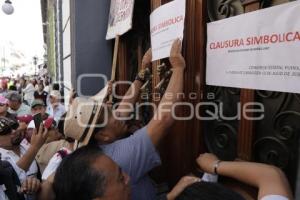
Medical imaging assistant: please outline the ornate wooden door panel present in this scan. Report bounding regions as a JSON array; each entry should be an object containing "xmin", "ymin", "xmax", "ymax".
[
  {"xmin": 147, "ymin": 0, "xmax": 207, "ymax": 186},
  {"xmin": 117, "ymin": 0, "xmax": 207, "ymax": 186},
  {"xmin": 116, "ymin": 0, "xmax": 299, "ymax": 191},
  {"xmin": 203, "ymin": 86, "xmax": 241, "ymax": 160},
  {"xmin": 205, "ymin": 0, "xmax": 299, "ymax": 191},
  {"xmin": 254, "ymin": 92, "xmax": 300, "ymax": 190}
]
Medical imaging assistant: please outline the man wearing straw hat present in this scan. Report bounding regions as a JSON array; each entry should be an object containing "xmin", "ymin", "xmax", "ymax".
[{"xmin": 63, "ymin": 39, "xmax": 185, "ymax": 200}]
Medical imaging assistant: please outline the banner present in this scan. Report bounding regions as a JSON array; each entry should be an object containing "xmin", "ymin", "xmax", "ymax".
[
  {"xmin": 206, "ymin": 1, "xmax": 300, "ymax": 94},
  {"xmin": 106, "ymin": 0, "xmax": 135, "ymax": 40},
  {"xmin": 150, "ymin": 0, "xmax": 186, "ymax": 61}
]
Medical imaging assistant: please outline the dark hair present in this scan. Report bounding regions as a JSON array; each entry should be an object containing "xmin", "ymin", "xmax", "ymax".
[
  {"xmin": 0, "ymin": 117, "xmax": 19, "ymax": 135},
  {"xmin": 44, "ymin": 80, "xmax": 49, "ymax": 86},
  {"xmin": 38, "ymin": 82, "xmax": 44, "ymax": 87},
  {"xmin": 176, "ymin": 182, "xmax": 245, "ymax": 200},
  {"xmin": 52, "ymin": 83, "xmax": 60, "ymax": 91},
  {"xmin": 8, "ymin": 85, "xmax": 17, "ymax": 91},
  {"xmin": 53, "ymin": 146, "xmax": 107, "ymax": 200}
]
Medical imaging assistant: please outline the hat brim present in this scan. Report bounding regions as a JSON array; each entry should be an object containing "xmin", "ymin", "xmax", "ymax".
[
  {"xmin": 75, "ymin": 85, "xmax": 109, "ymax": 149},
  {"xmin": 31, "ymin": 104, "xmax": 45, "ymax": 108}
]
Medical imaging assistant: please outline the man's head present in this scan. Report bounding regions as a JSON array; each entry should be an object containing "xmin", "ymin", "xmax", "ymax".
[
  {"xmin": 7, "ymin": 92, "xmax": 22, "ymax": 111},
  {"xmin": 92, "ymin": 105, "xmax": 128, "ymax": 144},
  {"xmin": 44, "ymin": 79, "xmax": 49, "ymax": 86},
  {"xmin": 37, "ymin": 82, "xmax": 44, "ymax": 92},
  {"xmin": 31, "ymin": 99, "xmax": 46, "ymax": 118},
  {"xmin": 0, "ymin": 117, "xmax": 24, "ymax": 148},
  {"xmin": 49, "ymin": 90, "xmax": 61, "ymax": 105},
  {"xmin": 19, "ymin": 77, "xmax": 25, "ymax": 85},
  {"xmin": 0, "ymin": 96, "xmax": 9, "ymax": 115},
  {"xmin": 64, "ymin": 85, "xmax": 114, "ymax": 147},
  {"xmin": 53, "ymin": 146, "xmax": 130, "ymax": 200}
]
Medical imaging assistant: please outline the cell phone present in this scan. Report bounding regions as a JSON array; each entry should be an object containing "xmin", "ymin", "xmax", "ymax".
[{"xmin": 33, "ymin": 113, "xmax": 43, "ymax": 132}]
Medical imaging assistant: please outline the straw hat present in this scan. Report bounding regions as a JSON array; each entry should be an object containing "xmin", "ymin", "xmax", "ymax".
[{"xmin": 64, "ymin": 85, "xmax": 109, "ymax": 148}]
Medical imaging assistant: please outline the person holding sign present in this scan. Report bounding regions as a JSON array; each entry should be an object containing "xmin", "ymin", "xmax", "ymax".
[
  {"xmin": 59, "ymin": 39, "xmax": 186, "ymax": 200},
  {"xmin": 95, "ymin": 39, "xmax": 185, "ymax": 200}
]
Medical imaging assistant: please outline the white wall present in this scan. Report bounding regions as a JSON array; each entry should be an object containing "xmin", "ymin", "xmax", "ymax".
[{"xmin": 62, "ymin": 0, "xmax": 71, "ymax": 107}]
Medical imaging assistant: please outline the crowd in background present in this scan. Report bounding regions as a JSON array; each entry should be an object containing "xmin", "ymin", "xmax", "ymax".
[
  {"xmin": 0, "ymin": 66, "xmax": 68, "ymax": 199},
  {"xmin": 0, "ymin": 41, "xmax": 293, "ymax": 200},
  {"xmin": 0, "ymin": 65, "xmax": 65, "ymax": 122}
]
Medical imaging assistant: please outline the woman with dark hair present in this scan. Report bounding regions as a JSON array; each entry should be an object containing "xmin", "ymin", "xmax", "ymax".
[{"xmin": 174, "ymin": 153, "xmax": 292, "ymax": 200}]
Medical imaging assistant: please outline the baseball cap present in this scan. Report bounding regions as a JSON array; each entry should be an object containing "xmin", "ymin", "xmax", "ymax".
[
  {"xmin": 31, "ymin": 99, "xmax": 45, "ymax": 108},
  {"xmin": 0, "ymin": 117, "xmax": 19, "ymax": 135},
  {"xmin": 50, "ymin": 90, "xmax": 61, "ymax": 99},
  {"xmin": 17, "ymin": 115, "xmax": 33, "ymax": 124},
  {"xmin": 6, "ymin": 92, "xmax": 22, "ymax": 102}
]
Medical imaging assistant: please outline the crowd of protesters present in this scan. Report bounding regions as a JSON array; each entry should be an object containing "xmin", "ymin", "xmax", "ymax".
[{"xmin": 0, "ymin": 41, "xmax": 293, "ymax": 200}]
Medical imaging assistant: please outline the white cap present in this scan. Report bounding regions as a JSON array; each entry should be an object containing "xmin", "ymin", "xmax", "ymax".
[{"xmin": 50, "ymin": 90, "xmax": 61, "ymax": 100}]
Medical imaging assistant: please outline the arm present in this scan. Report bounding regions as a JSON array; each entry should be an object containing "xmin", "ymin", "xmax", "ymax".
[
  {"xmin": 17, "ymin": 125, "xmax": 48, "ymax": 171},
  {"xmin": 20, "ymin": 177, "xmax": 41, "ymax": 195},
  {"xmin": 115, "ymin": 49, "xmax": 152, "ymax": 118},
  {"xmin": 147, "ymin": 39, "xmax": 186, "ymax": 146},
  {"xmin": 37, "ymin": 174, "xmax": 55, "ymax": 200},
  {"xmin": 196, "ymin": 153, "xmax": 293, "ymax": 199},
  {"xmin": 115, "ymin": 80, "xmax": 143, "ymax": 118},
  {"xmin": 167, "ymin": 176, "xmax": 201, "ymax": 200}
]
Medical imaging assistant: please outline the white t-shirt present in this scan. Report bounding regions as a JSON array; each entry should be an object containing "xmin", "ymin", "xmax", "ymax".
[
  {"xmin": 42, "ymin": 147, "xmax": 72, "ymax": 180},
  {"xmin": 46, "ymin": 103, "xmax": 66, "ymax": 123},
  {"xmin": 8, "ymin": 103, "xmax": 31, "ymax": 117},
  {"xmin": 261, "ymin": 195, "xmax": 289, "ymax": 200},
  {"xmin": 22, "ymin": 83, "xmax": 35, "ymax": 105},
  {"xmin": 0, "ymin": 139, "xmax": 38, "ymax": 183}
]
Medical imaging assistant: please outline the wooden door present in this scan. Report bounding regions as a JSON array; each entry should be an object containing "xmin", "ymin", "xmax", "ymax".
[
  {"xmin": 205, "ymin": 0, "xmax": 299, "ymax": 192},
  {"xmin": 116, "ymin": 0, "xmax": 299, "ymax": 193}
]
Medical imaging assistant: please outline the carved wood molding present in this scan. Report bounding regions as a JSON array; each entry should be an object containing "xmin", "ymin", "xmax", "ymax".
[
  {"xmin": 189, "ymin": 0, "xmax": 207, "ymax": 160},
  {"xmin": 151, "ymin": 0, "xmax": 162, "ymax": 105},
  {"xmin": 237, "ymin": 1, "xmax": 260, "ymax": 161},
  {"xmin": 147, "ymin": 0, "xmax": 207, "ymax": 186},
  {"xmin": 116, "ymin": 38, "xmax": 129, "ymax": 96},
  {"xmin": 241, "ymin": 0, "xmax": 261, "ymax": 7}
]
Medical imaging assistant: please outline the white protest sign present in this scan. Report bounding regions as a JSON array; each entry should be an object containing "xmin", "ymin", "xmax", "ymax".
[
  {"xmin": 106, "ymin": 0, "xmax": 135, "ymax": 40},
  {"xmin": 150, "ymin": 0, "xmax": 186, "ymax": 61},
  {"xmin": 206, "ymin": 1, "xmax": 300, "ymax": 94}
]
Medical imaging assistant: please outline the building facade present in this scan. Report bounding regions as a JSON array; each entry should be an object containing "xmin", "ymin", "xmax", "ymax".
[{"xmin": 42, "ymin": 0, "xmax": 300, "ymax": 197}]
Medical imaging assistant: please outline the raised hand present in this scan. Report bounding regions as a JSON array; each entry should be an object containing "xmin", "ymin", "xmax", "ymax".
[
  {"xmin": 169, "ymin": 39, "xmax": 186, "ymax": 69},
  {"xmin": 30, "ymin": 124, "xmax": 49, "ymax": 150},
  {"xmin": 141, "ymin": 48, "xmax": 152, "ymax": 69},
  {"xmin": 21, "ymin": 177, "xmax": 41, "ymax": 195}
]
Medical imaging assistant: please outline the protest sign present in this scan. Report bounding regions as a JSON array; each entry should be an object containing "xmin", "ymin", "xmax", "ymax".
[
  {"xmin": 106, "ymin": 0, "xmax": 135, "ymax": 40},
  {"xmin": 150, "ymin": 0, "xmax": 186, "ymax": 61},
  {"xmin": 206, "ymin": 1, "xmax": 300, "ymax": 94}
]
